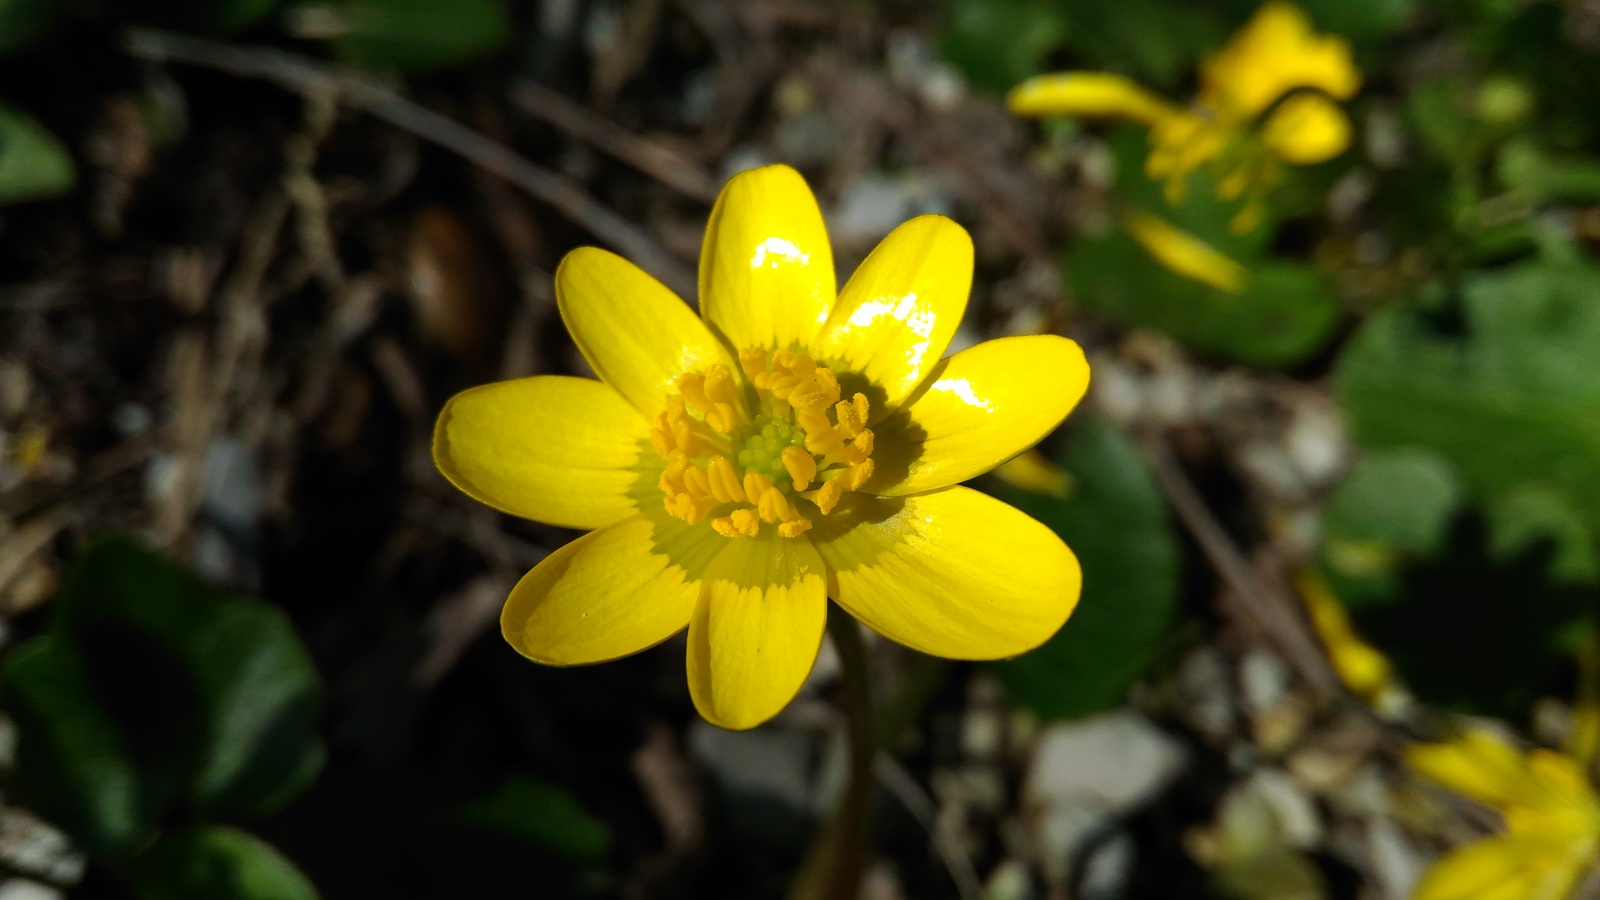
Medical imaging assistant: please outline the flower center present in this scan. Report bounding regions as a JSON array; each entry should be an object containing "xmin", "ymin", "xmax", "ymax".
[{"xmin": 650, "ymin": 348, "xmax": 876, "ymax": 539}]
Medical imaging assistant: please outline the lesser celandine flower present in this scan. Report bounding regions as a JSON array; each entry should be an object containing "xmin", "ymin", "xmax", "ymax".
[
  {"xmin": 1008, "ymin": 2, "xmax": 1360, "ymax": 235},
  {"xmin": 1407, "ymin": 730, "xmax": 1600, "ymax": 900},
  {"xmin": 433, "ymin": 164, "xmax": 1089, "ymax": 730}
]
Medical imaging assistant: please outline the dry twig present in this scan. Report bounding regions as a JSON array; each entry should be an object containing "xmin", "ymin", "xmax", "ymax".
[{"xmin": 123, "ymin": 29, "xmax": 696, "ymax": 299}]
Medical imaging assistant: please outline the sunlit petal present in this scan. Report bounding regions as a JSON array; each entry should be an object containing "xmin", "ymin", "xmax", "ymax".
[
  {"xmin": 1123, "ymin": 211, "xmax": 1248, "ymax": 292},
  {"xmin": 557, "ymin": 246, "xmax": 737, "ymax": 417},
  {"xmin": 1260, "ymin": 93, "xmax": 1352, "ymax": 164},
  {"xmin": 700, "ymin": 164, "xmax": 836, "ymax": 352},
  {"xmin": 812, "ymin": 487, "xmax": 1080, "ymax": 660},
  {"xmin": 870, "ymin": 335, "xmax": 1089, "ymax": 496},
  {"xmin": 502, "ymin": 516, "xmax": 702, "ymax": 666},
  {"xmin": 1200, "ymin": 1, "xmax": 1361, "ymax": 121},
  {"xmin": 814, "ymin": 215, "xmax": 972, "ymax": 411},
  {"xmin": 433, "ymin": 375, "xmax": 646, "ymax": 530},
  {"xmin": 1007, "ymin": 72, "xmax": 1177, "ymax": 125},
  {"xmin": 687, "ymin": 531, "xmax": 827, "ymax": 730}
]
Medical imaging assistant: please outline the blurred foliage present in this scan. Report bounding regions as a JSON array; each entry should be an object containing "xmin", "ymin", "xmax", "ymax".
[
  {"xmin": 990, "ymin": 418, "xmax": 1180, "ymax": 719},
  {"xmin": 293, "ymin": 0, "xmax": 512, "ymax": 72},
  {"xmin": 121, "ymin": 827, "xmax": 320, "ymax": 900},
  {"xmin": 458, "ymin": 775, "xmax": 613, "ymax": 866},
  {"xmin": 0, "ymin": 539, "xmax": 323, "ymax": 895},
  {"xmin": 0, "ymin": 103, "xmax": 74, "ymax": 205}
]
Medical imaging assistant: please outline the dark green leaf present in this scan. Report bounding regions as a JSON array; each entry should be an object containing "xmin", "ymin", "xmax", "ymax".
[
  {"xmin": 990, "ymin": 419, "xmax": 1180, "ymax": 719},
  {"xmin": 122, "ymin": 826, "xmax": 319, "ymax": 900},
  {"xmin": 0, "ymin": 103, "xmax": 74, "ymax": 205},
  {"xmin": 0, "ymin": 637, "xmax": 155, "ymax": 854},
  {"xmin": 52, "ymin": 538, "xmax": 325, "ymax": 817},
  {"xmin": 458, "ymin": 775, "xmax": 612, "ymax": 865},
  {"xmin": 937, "ymin": 0, "xmax": 1066, "ymax": 94},
  {"xmin": 314, "ymin": 0, "xmax": 512, "ymax": 72},
  {"xmin": 1333, "ymin": 259, "xmax": 1600, "ymax": 584},
  {"xmin": 0, "ymin": 0, "xmax": 72, "ymax": 54}
]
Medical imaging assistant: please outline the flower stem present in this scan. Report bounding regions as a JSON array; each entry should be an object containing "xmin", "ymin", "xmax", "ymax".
[{"xmin": 789, "ymin": 609, "xmax": 875, "ymax": 900}]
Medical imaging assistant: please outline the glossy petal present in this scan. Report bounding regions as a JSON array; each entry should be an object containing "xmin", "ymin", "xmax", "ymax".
[
  {"xmin": 557, "ymin": 246, "xmax": 737, "ymax": 416},
  {"xmin": 687, "ymin": 531, "xmax": 827, "ymax": 730},
  {"xmin": 1413, "ymin": 833, "xmax": 1580, "ymax": 900},
  {"xmin": 433, "ymin": 375, "xmax": 646, "ymax": 530},
  {"xmin": 1007, "ymin": 72, "xmax": 1177, "ymax": 124},
  {"xmin": 1260, "ymin": 93, "xmax": 1352, "ymax": 164},
  {"xmin": 1406, "ymin": 730, "xmax": 1541, "ymax": 811},
  {"xmin": 812, "ymin": 487, "xmax": 1081, "ymax": 660},
  {"xmin": 1200, "ymin": 1, "xmax": 1360, "ymax": 121},
  {"xmin": 501, "ymin": 515, "xmax": 701, "ymax": 666},
  {"xmin": 814, "ymin": 215, "xmax": 972, "ymax": 411},
  {"xmin": 1124, "ymin": 210, "xmax": 1248, "ymax": 292},
  {"xmin": 700, "ymin": 164, "xmax": 836, "ymax": 352},
  {"xmin": 869, "ymin": 335, "xmax": 1090, "ymax": 496}
]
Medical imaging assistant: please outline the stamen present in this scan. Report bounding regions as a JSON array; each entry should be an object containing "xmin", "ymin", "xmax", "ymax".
[{"xmin": 651, "ymin": 348, "xmax": 878, "ymax": 538}]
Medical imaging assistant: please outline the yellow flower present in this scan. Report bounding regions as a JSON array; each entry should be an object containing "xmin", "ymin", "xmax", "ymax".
[
  {"xmin": 1008, "ymin": 2, "xmax": 1360, "ymax": 233},
  {"xmin": 1122, "ymin": 210, "xmax": 1248, "ymax": 293},
  {"xmin": 432, "ymin": 165, "xmax": 1090, "ymax": 730},
  {"xmin": 1407, "ymin": 730, "xmax": 1600, "ymax": 900}
]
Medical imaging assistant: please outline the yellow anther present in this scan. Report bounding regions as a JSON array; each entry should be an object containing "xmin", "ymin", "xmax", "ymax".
[
  {"xmin": 712, "ymin": 508, "xmax": 761, "ymax": 538},
  {"xmin": 835, "ymin": 393, "xmax": 868, "ymax": 436},
  {"xmin": 781, "ymin": 446, "xmax": 817, "ymax": 491},
  {"xmin": 743, "ymin": 471, "xmax": 774, "ymax": 503},
  {"xmin": 705, "ymin": 402, "xmax": 737, "ymax": 434},
  {"xmin": 757, "ymin": 487, "xmax": 791, "ymax": 523},
  {"xmin": 707, "ymin": 455, "xmax": 746, "ymax": 504},
  {"xmin": 739, "ymin": 348, "xmax": 769, "ymax": 380},
  {"xmin": 808, "ymin": 478, "xmax": 845, "ymax": 515},
  {"xmin": 847, "ymin": 459, "xmax": 875, "ymax": 490},
  {"xmin": 677, "ymin": 372, "xmax": 710, "ymax": 412},
  {"xmin": 778, "ymin": 517, "xmax": 813, "ymax": 538},
  {"xmin": 704, "ymin": 365, "xmax": 738, "ymax": 406},
  {"xmin": 849, "ymin": 429, "xmax": 874, "ymax": 464},
  {"xmin": 682, "ymin": 464, "xmax": 712, "ymax": 499},
  {"xmin": 814, "ymin": 368, "xmax": 841, "ymax": 407}
]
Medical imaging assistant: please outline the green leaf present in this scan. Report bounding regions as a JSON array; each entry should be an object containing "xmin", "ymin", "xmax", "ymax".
[
  {"xmin": 306, "ymin": 0, "xmax": 512, "ymax": 72},
  {"xmin": 1333, "ymin": 259, "xmax": 1600, "ymax": 584},
  {"xmin": 1051, "ymin": 0, "xmax": 1228, "ymax": 89},
  {"xmin": 1324, "ymin": 448, "xmax": 1463, "ymax": 555},
  {"xmin": 0, "ymin": 637, "xmax": 154, "ymax": 854},
  {"xmin": 1496, "ymin": 137, "xmax": 1600, "ymax": 204},
  {"xmin": 1066, "ymin": 227, "xmax": 1340, "ymax": 367},
  {"xmin": 937, "ymin": 0, "xmax": 1066, "ymax": 94},
  {"xmin": 0, "ymin": 103, "xmax": 74, "ymax": 205},
  {"xmin": 1298, "ymin": 0, "xmax": 1414, "ymax": 39},
  {"xmin": 122, "ymin": 826, "xmax": 318, "ymax": 900},
  {"xmin": 458, "ymin": 775, "xmax": 612, "ymax": 865},
  {"xmin": 989, "ymin": 419, "xmax": 1180, "ymax": 719},
  {"xmin": 52, "ymin": 538, "xmax": 325, "ymax": 817}
]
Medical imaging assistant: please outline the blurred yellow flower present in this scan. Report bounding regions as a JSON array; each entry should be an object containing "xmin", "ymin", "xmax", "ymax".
[
  {"xmin": 433, "ymin": 164, "xmax": 1090, "ymax": 730},
  {"xmin": 1122, "ymin": 210, "xmax": 1249, "ymax": 292},
  {"xmin": 1294, "ymin": 568, "xmax": 1401, "ymax": 709},
  {"xmin": 1407, "ymin": 730, "xmax": 1600, "ymax": 900},
  {"xmin": 1009, "ymin": 2, "xmax": 1360, "ymax": 234}
]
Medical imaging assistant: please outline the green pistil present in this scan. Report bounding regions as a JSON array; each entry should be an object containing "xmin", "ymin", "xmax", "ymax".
[{"xmin": 736, "ymin": 417, "xmax": 806, "ymax": 489}]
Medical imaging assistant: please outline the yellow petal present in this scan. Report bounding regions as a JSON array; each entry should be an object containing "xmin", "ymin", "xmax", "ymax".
[
  {"xmin": 687, "ymin": 531, "xmax": 827, "ymax": 730},
  {"xmin": 813, "ymin": 215, "xmax": 972, "ymax": 411},
  {"xmin": 870, "ymin": 335, "xmax": 1089, "ymax": 496},
  {"xmin": 501, "ymin": 515, "xmax": 701, "ymax": 666},
  {"xmin": 700, "ymin": 164, "xmax": 836, "ymax": 352},
  {"xmin": 433, "ymin": 375, "xmax": 646, "ymax": 530},
  {"xmin": 1406, "ymin": 730, "xmax": 1540, "ymax": 811},
  {"xmin": 1414, "ymin": 833, "xmax": 1581, "ymax": 900},
  {"xmin": 1007, "ymin": 72, "xmax": 1177, "ymax": 125},
  {"xmin": 557, "ymin": 246, "xmax": 737, "ymax": 417},
  {"xmin": 1200, "ymin": 1, "xmax": 1361, "ymax": 121},
  {"xmin": 1123, "ymin": 210, "xmax": 1249, "ymax": 293},
  {"xmin": 811, "ymin": 487, "xmax": 1080, "ymax": 660},
  {"xmin": 1260, "ymin": 93, "xmax": 1352, "ymax": 164}
]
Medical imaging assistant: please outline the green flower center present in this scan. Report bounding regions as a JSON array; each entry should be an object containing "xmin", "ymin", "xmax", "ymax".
[{"xmin": 736, "ymin": 417, "xmax": 806, "ymax": 490}]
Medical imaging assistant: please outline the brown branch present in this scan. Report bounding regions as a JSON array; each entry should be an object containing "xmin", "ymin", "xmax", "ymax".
[
  {"xmin": 122, "ymin": 28, "xmax": 697, "ymax": 300},
  {"xmin": 1140, "ymin": 436, "xmax": 1343, "ymax": 701}
]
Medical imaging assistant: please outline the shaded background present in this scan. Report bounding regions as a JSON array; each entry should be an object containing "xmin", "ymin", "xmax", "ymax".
[{"xmin": 2, "ymin": 0, "xmax": 1600, "ymax": 897}]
